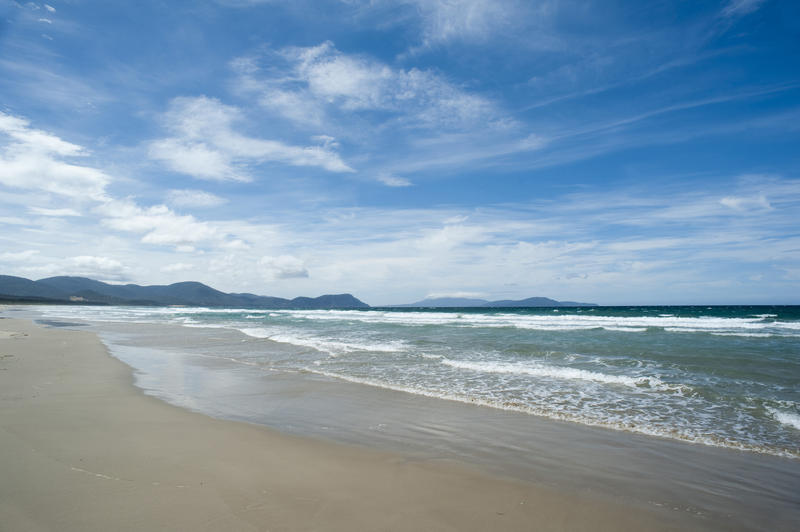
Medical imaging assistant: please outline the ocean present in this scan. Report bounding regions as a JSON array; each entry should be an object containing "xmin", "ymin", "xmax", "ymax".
[{"xmin": 35, "ymin": 304, "xmax": 799, "ymax": 459}]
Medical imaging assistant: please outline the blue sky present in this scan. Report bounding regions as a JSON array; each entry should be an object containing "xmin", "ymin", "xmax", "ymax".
[{"xmin": 1, "ymin": 0, "xmax": 799, "ymax": 305}]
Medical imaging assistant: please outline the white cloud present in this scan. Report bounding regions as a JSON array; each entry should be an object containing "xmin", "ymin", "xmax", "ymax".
[
  {"xmin": 416, "ymin": 221, "xmax": 489, "ymax": 251},
  {"xmin": 150, "ymin": 138, "xmax": 241, "ymax": 181},
  {"xmin": 244, "ymin": 41, "xmax": 503, "ymax": 131},
  {"xmin": 0, "ymin": 249, "xmax": 40, "ymax": 261},
  {"xmin": 425, "ymin": 291, "xmax": 486, "ymax": 299},
  {"xmin": 167, "ymin": 189, "xmax": 228, "ymax": 208},
  {"xmin": 65, "ymin": 255, "xmax": 128, "ymax": 280},
  {"xmin": 345, "ymin": 0, "xmax": 518, "ymax": 49},
  {"xmin": 0, "ymin": 113, "xmax": 83, "ymax": 156},
  {"xmin": 44, "ymin": 4, "xmax": 56, "ymax": 12},
  {"xmin": 0, "ymin": 112, "xmax": 110, "ymax": 199},
  {"xmin": 403, "ymin": 0, "xmax": 512, "ymax": 46},
  {"xmin": 38, "ymin": 17, "xmax": 52, "ymax": 23},
  {"xmin": 161, "ymin": 262, "xmax": 195, "ymax": 273},
  {"xmin": 260, "ymin": 88, "xmax": 326, "ymax": 127},
  {"xmin": 0, "ymin": 217, "xmax": 28, "ymax": 225},
  {"xmin": 377, "ymin": 174, "xmax": 413, "ymax": 187},
  {"xmin": 29, "ymin": 206, "xmax": 81, "ymax": 217},
  {"xmin": 719, "ymin": 194, "xmax": 772, "ymax": 211},
  {"xmin": 96, "ymin": 199, "xmax": 222, "ymax": 247},
  {"xmin": 260, "ymin": 254, "xmax": 309, "ymax": 279},
  {"xmin": 721, "ymin": 0, "xmax": 767, "ymax": 18},
  {"xmin": 149, "ymin": 96, "xmax": 353, "ymax": 180}
]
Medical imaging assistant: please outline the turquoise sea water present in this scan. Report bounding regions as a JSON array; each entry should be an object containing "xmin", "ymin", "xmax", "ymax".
[{"xmin": 40, "ymin": 304, "xmax": 800, "ymax": 458}]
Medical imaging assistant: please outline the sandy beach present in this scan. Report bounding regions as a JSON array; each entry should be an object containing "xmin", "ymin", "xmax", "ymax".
[{"xmin": 0, "ymin": 316, "xmax": 695, "ymax": 531}]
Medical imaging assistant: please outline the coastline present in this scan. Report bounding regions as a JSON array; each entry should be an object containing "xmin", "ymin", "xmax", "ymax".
[{"xmin": 0, "ymin": 316, "xmax": 692, "ymax": 531}]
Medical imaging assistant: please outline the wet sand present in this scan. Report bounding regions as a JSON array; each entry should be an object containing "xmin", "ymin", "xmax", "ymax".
[{"xmin": 0, "ymin": 317, "xmax": 689, "ymax": 531}]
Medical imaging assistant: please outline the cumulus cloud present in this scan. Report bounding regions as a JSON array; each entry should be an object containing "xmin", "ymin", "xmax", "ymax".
[
  {"xmin": 167, "ymin": 189, "xmax": 228, "ymax": 208},
  {"xmin": 64, "ymin": 255, "xmax": 128, "ymax": 280},
  {"xmin": 260, "ymin": 254, "xmax": 309, "ymax": 279},
  {"xmin": 148, "ymin": 96, "xmax": 353, "ymax": 180},
  {"xmin": 96, "ymin": 199, "xmax": 222, "ymax": 247},
  {"xmin": 0, "ymin": 112, "xmax": 110, "ymax": 199}
]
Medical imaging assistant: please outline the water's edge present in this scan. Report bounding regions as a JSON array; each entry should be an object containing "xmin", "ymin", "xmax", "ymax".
[{"xmin": 13, "ymin": 306, "xmax": 800, "ymax": 531}]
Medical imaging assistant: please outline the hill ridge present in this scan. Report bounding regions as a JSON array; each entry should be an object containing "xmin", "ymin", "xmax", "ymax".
[{"xmin": 0, "ymin": 275, "xmax": 369, "ymax": 309}]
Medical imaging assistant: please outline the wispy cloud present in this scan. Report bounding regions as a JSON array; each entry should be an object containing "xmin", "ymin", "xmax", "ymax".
[
  {"xmin": 425, "ymin": 291, "xmax": 486, "ymax": 299},
  {"xmin": 167, "ymin": 189, "xmax": 228, "ymax": 208},
  {"xmin": 377, "ymin": 174, "xmax": 413, "ymax": 187},
  {"xmin": 721, "ymin": 0, "xmax": 767, "ymax": 18},
  {"xmin": 238, "ymin": 41, "xmax": 507, "ymax": 132},
  {"xmin": 29, "ymin": 207, "xmax": 82, "ymax": 217},
  {"xmin": 0, "ymin": 58, "xmax": 109, "ymax": 110},
  {"xmin": 344, "ymin": 0, "xmax": 545, "ymax": 52}
]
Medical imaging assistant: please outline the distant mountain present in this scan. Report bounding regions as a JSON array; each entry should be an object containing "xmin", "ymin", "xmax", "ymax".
[
  {"xmin": 391, "ymin": 295, "xmax": 597, "ymax": 308},
  {"xmin": 0, "ymin": 275, "xmax": 70, "ymax": 302},
  {"xmin": 482, "ymin": 296, "xmax": 596, "ymax": 307},
  {"xmin": 394, "ymin": 297, "xmax": 491, "ymax": 307},
  {"xmin": 0, "ymin": 275, "xmax": 369, "ymax": 309}
]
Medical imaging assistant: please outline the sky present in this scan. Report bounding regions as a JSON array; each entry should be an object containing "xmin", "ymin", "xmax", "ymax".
[{"xmin": 1, "ymin": 0, "xmax": 799, "ymax": 305}]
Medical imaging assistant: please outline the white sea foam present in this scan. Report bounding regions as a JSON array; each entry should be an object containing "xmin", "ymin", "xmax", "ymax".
[
  {"xmin": 710, "ymin": 332, "xmax": 776, "ymax": 338},
  {"xmin": 440, "ymin": 359, "xmax": 685, "ymax": 392},
  {"xmin": 305, "ymin": 368, "xmax": 799, "ymax": 459},
  {"xmin": 237, "ymin": 327, "xmax": 406, "ymax": 355},
  {"xmin": 39, "ymin": 306, "xmax": 800, "ymax": 337},
  {"xmin": 768, "ymin": 407, "xmax": 800, "ymax": 431},
  {"xmin": 264, "ymin": 309, "xmax": 800, "ymax": 337}
]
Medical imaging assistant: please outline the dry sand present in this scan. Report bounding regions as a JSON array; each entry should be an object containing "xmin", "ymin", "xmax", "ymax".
[{"xmin": 0, "ymin": 317, "xmax": 684, "ymax": 531}]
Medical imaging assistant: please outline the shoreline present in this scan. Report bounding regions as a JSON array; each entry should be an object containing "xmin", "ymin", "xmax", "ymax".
[{"xmin": 0, "ymin": 316, "xmax": 694, "ymax": 531}]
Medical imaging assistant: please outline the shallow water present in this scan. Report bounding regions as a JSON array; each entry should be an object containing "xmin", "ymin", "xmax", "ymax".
[
  {"xmin": 16, "ymin": 304, "xmax": 800, "ymax": 530},
  {"xmin": 35, "ymin": 304, "xmax": 800, "ymax": 458}
]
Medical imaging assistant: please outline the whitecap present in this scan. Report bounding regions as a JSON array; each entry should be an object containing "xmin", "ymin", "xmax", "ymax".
[
  {"xmin": 237, "ymin": 327, "xmax": 406, "ymax": 355},
  {"xmin": 768, "ymin": 407, "xmax": 800, "ymax": 431},
  {"xmin": 440, "ymin": 359, "xmax": 686, "ymax": 393}
]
